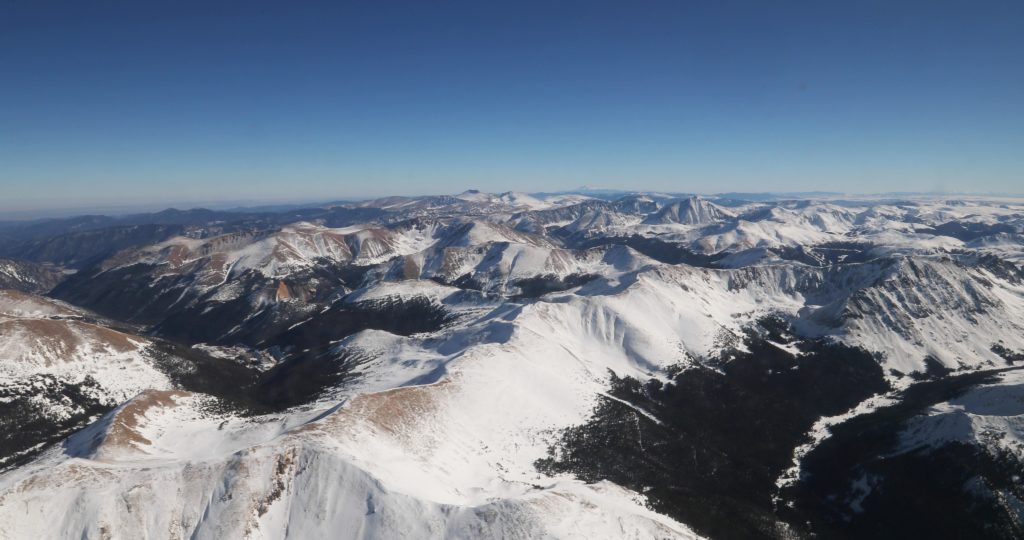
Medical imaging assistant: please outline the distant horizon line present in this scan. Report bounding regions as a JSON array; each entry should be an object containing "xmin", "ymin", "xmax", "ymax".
[{"xmin": 3, "ymin": 188, "xmax": 1024, "ymax": 222}]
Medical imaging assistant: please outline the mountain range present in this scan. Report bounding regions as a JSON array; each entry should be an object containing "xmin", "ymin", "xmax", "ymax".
[{"xmin": 1, "ymin": 190, "xmax": 1024, "ymax": 539}]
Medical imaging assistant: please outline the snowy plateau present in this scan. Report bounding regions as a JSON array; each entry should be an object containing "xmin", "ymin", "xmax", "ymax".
[{"xmin": 1, "ymin": 191, "xmax": 1024, "ymax": 539}]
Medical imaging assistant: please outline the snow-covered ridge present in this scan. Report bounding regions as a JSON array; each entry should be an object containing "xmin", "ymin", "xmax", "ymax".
[{"xmin": 0, "ymin": 282, "xmax": 705, "ymax": 537}]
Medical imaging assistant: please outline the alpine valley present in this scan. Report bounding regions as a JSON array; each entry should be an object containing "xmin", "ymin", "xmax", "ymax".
[{"xmin": 2, "ymin": 190, "xmax": 1024, "ymax": 540}]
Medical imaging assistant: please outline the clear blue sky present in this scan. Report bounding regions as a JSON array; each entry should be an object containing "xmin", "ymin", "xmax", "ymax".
[{"xmin": 2, "ymin": 0, "xmax": 1022, "ymax": 211}]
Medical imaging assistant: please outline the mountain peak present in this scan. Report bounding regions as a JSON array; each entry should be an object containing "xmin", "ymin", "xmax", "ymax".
[{"xmin": 643, "ymin": 195, "xmax": 732, "ymax": 225}]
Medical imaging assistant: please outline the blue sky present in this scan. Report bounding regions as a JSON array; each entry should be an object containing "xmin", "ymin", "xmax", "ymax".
[{"xmin": 2, "ymin": 0, "xmax": 1022, "ymax": 212}]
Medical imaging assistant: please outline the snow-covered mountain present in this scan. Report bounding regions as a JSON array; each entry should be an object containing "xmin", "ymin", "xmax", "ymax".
[
  {"xmin": 2, "ymin": 191, "xmax": 1024, "ymax": 539},
  {"xmin": 643, "ymin": 196, "xmax": 733, "ymax": 225}
]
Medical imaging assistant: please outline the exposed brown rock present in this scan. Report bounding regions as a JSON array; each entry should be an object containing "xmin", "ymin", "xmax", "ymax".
[
  {"xmin": 402, "ymin": 256, "xmax": 421, "ymax": 280},
  {"xmin": 275, "ymin": 281, "xmax": 292, "ymax": 301}
]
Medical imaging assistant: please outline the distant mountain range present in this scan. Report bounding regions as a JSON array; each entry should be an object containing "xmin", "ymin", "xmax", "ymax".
[{"xmin": 1, "ymin": 191, "xmax": 1024, "ymax": 539}]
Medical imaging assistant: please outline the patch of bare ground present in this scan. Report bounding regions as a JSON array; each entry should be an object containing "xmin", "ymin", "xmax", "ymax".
[
  {"xmin": 402, "ymin": 255, "xmax": 420, "ymax": 279},
  {"xmin": 197, "ymin": 252, "xmax": 232, "ymax": 286},
  {"xmin": 4, "ymin": 462, "xmax": 118, "ymax": 500},
  {"xmin": 0, "ymin": 289, "xmax": 77, "ymax": 318},
  {"xmin": 162, "ymin": 244, "xmax": 192, "ymax": 268},
  {"xmin": 306, "ymin": 379, "xmax": 454, "ymax": 447},
  {"xmin": 0, "ymin": 319, "xmax": 142, "ymax": 365},
  {"xmin": 93, "ymin": 390, "xmax": 190, "ymax": 458}
]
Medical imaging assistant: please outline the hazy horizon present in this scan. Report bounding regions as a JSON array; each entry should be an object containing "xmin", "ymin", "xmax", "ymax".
[{"xmin": 6, "ymin": 186, "xmax": 1024, "ymax": 222}]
